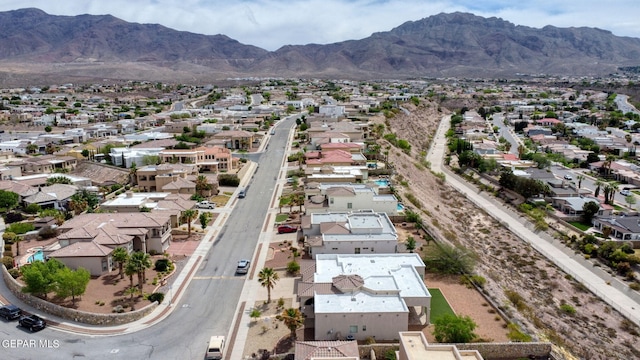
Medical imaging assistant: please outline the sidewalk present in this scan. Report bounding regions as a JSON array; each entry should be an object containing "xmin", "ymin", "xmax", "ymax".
[{"xmin": 428, "ymin": 115, "xmax": 640, "ymax": 326}]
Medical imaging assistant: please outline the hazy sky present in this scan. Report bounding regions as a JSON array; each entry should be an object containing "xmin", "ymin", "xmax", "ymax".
[{"xmin": 1, "ymin": 0, "xmax": 639, "ymax": 51}]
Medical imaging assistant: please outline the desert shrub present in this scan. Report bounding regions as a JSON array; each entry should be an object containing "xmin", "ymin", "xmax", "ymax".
[
  {"xmin": 286, "ymin": 261, "xmax": 300, "ymax": 275},
  {"xmin": 154, "ymin": 259, "xmax": 170, "ymax": 272},
  {"xmin": 38, "ymin": 225, "xmax": 58, "ymax": 239},
  {"xmin": 4, "ymin": 244, "xmax": 11, "ymax": 251},
  {"xmin": 364, "ymin": 336, "xmax": 376, "ymax": 345},
  {"xmin": 112, "ymin": 305, "xmax": 125, "ymax": 313},
  {"xmin": 148, "ymin": 292, "xmax": 165, "ymax": 304},
  {"xmin": 1, "ymin": 256, "xmax": 15, "ymax": 269},
  {"xmin": 559, "ymin": 303, "xmax": 576, "ymax": 315},
  {"xmin": 629, "ymin": 282, "xmax": 640, "ymax": 291},
  {"xmin": 383, "ymin": 347, "xmax": 398, "ymax": 360},
  {"xmin": 506, "ymin": 323, "xmax": 532, "ymax": 342},
  {"xmin": 8, "ymin": 268, "xmax": 20, "ymax": 278}
]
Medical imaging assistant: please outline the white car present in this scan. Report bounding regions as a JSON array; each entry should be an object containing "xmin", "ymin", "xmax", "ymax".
[
  {"xmin": 563, "ymin": 174, "xmax": 573, "ymax": 180},
  {"xmin": 196, "ymin": 201, "xmax": 216, "ymax": 209},
  {"xmin": 621, "ymin": 189, "xmax": 632, "ymax": 196}
]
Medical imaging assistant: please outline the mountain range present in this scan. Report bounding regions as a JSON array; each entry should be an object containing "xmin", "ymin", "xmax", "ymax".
[{"xmin": 1, "ymin": 8, "xmax": 640, "ymax": 84}]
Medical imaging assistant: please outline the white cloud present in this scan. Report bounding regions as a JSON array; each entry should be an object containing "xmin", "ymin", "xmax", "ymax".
[{"xmin": 1, "ymin": 0, "xmax": 638, "ymax": 50}]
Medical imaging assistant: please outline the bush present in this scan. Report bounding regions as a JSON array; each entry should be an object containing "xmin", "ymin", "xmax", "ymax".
[
  {"xmin": 218, "ymin": 174, "xmax": 240, "ymax": 187},
  {"xmin": 38, "ymin": 225, "xmax": 58, "ymax": 239},
  {"xmin": 4, "ymin": 244, "xmax": 11, "ymax": 251},
  {"xmin": 2, "ymin": 232, "xmax": 16, "ymax": 244},
  {"xmin": 1, "ymin": 256, "xmax": 15, "ymax": 269},
  {"xmin": 286, "ymin": 261, "xmax": 300, "ymax": 275},
  {"xmin": 7, "ymin": 222, "xmax": 35, "ymax": 235},
  {"xmin": 4, "ymin": 212, "xmax": 23, "ymax": 224},
  {"xmin": 148, "ymin": 292, "xmax": 165, "ymax": 304},
  {"xmin": 155, "ymin": 259, "xmax": 171, "ymax": 272},
  {"xmin": 559, "ymin": 303, "xmax": 576, "ymax": 315},
  {"xmin": 24, "ymin": 203, "xmax": 41, "ymax": 214},
  {"xmin": 8, "ymin": 268, "xmax": 19, "ymax": 278}
]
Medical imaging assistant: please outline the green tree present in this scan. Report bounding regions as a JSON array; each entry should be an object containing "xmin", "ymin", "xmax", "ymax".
[
  {"xmin": 423, "ymin": 243, "xmax": 476, "ymax": 275},
  {"xmin": 405, "ymin": 236, "xmax": 417, "ymax": 253},
  {"xmin": 433, "ymin": 314, "xmax": 478, "ymax": 343},
  {"xmin": 258, "ymin": 267, "xmax": 279, "ymax": 303},
  {"xmin": 582, "ymin": 201, "xmax": 600, "ymax": 224},
  {"xmin": 112, "ymin": 247, "xmax": 129, "ymax": 279},
  {"xmin": 21, "ymin": 258, "xmax": 65, "ymax": 299},
  {"xmin": 81, "ymin": 149, "xmax": 90, "ymax": 158},
  {"xmin": 195, "ymin": 175, "xmax": 212, "ymax": 197},
  {"xmin": 249, "ymin": 308, "xmax": 262, "ymax": 323},
  {"xmin": 0, "ymin": 190, "xmax": 19, "ymax": 210},
  {"xmin": 54, "ymin": 267, "xmax": 90, "ymax": 305},
  {"xmin": 199, "ymin": 212, "xmax": 210, "ymax": 230},
  {"xmin": 124, "ymin": 260, "xmax": 137, "ymax": 296},
  {"xmin": 44, "ymin": 125, "xmax": 52, "ymax": 133},
  {"xmin": 279, "ymin": 307, "xmax": 304, "ymax": 339}
]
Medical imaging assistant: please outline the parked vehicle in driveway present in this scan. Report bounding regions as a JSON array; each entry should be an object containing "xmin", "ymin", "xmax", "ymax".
[
  {"xmin": 18, "ymin": 314, "xmax": 46, "ymax": 332},
  {"xmin": 621, "ymin": 188, "xmax": 632, "ymax": 196},
  {"xmin": 0, "ymin": 304, "xmax": 22, "ymax": 320},
  {"xmin": 563, "ymin": 174, "xmax": 573, "ymax": 180},
  {"xmin": 196, "ymin": 201, "xmax": 216, "ymax": 209},
  {"xmin": 277, "ymin": 224, "xmax": 298, "ymax": 234}
]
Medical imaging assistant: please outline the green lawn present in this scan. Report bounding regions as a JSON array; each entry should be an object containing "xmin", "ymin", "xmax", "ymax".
[
  {"xmin": 568, "ymin": 221, "xmax": 591, "ymax": 231},
  {"xmin": 429, "ymin": 288, "xmax": 455, "ymax": 323},
  {"xmin": 275, "ymin": 214, "xmax": 289, "ymax": 223}
]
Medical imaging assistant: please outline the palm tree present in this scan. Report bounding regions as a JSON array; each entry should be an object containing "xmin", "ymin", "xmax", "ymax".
[
  {"xmin": 129, "ymin": 252, "xmax": 152, "ymax": 290},
  {"xmin": 258, "ymin": 267, "xmax": 279, "ymax": 303},
  {"xmin": 594, "ymin": 179, "xmax": 605, "ymax": 198},
  {"xmin": 576, "ymin": 174, "xmax": 585, "ymax": 189},
  {"xmin": 124, "ymin": 260, "xmax": 137, "ymax": 296},
  {"xmin": 182, "ymin": 209, "xmax": 198, "ymax": 236},
  {"xmin": 112, "ymin": 247, "xmax": 129, "ymax": 279},
  {"xmin": 129, "ymin": 162, "xmax": 138, "ymax": 186},
  {"xmin": 279, "ymin": 308, "xmax": 304, "ymax": 339},
  {"xmin": 195, "ymin": 175, "xmax": 212, "ymax": 197},
  {"xmin": 609, "ymin": 182, "xmax": 620, "ymax": 204}
]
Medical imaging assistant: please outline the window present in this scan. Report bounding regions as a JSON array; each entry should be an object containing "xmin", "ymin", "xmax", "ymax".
[
  {"xmin": 363, "ymin": 325, "xmax": 366, "ymax": 331},
  {"xmin": 349, "ymin": 325, "xmax": 358, "ymax": 334},
  {"xmin": 330, "ymin": 198, "xmax": 334, "ymax": 204},
  {"xmin": 347, "ymin": 202, "xmax": 352, "ymax": 209},
  {"xmin": 355, "ymin": 248, "xmax": 360, "ymax": 254}
]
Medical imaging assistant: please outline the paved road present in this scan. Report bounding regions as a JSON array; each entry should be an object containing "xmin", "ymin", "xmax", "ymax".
[
  {"xmin": 0, "ymin": 117, "xmax": 297, "ymax": 359},
  {"xmin": 491, "ymin": 113, "xmax": 522, "ymax": 156},
  {"xmin": 428, "ymin": 115, "xmax": 640, "ymax": 327}
]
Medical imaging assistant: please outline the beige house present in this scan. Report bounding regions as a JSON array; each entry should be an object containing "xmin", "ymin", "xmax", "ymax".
[
  {"xmin": 211, "ymin": 130, "xmax": 255, "ymax": 150},
  {"xmin": 304, "ymin": 183, "xmax": 397, "ymax": 215},
  {"xmin": 398, "ymin": 332, "xmax": 484, "ymax": 360},
  {"xmin": 46, "ymin": 213, "xmax": 173, "ymax": 275},
  {"xmin": 298, "ymin": 254, "xmax": 430, "ymax": 341},
  {"xmin": 158, "ymin": 145, "xmax": 235, "ymax": 173},
  {"xmin": 137, "ymin": 163, "xmax": 197, "ymax": 193},
  {"xmin": 18, "ymin": 155, "xmax": 77, "ymax": 175}
]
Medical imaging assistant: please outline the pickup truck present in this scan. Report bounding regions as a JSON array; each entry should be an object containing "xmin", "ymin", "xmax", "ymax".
[{"xmin": 196, "ymin": 201, "xmax": 216, "ymax": 209}]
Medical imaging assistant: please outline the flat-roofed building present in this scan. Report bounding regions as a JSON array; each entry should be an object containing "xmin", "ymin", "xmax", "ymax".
[
  {"xmin": 298, "ymin": 254, "xmax": 430, "ymax": 341},
  {"xmin": 398, "ymin": 331, "xmax": 484, "ymax": 360}
]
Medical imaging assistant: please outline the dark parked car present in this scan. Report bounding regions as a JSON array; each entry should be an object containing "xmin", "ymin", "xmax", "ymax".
[
  {"xmin": 238, "ymin": 189, "xmax": 246, "ymax": 198},
  {"xmin": 19, "ymin": 314, "xmax": 46, "ymax": 332},
  {"xmin": 277, "ymin": 224, "xmax": 298, "ymax": 234},
  {"xmin": 0, "ymin": 304, "xmax": 22, "ymax": 320}
]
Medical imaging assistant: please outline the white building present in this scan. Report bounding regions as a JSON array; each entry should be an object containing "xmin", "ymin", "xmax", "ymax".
[
  {"xmin": 298, "ymin": 253, "xmax": 430, "ymax": 341},
  {"xmin": 301, "ymin": 210, "xmax": 398, "ymax": 258}
]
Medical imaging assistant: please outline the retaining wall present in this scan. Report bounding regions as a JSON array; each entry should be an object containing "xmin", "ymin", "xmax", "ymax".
[{"xmin": 1, "ymin": 265, "xmax": 157, "ymax": 326}]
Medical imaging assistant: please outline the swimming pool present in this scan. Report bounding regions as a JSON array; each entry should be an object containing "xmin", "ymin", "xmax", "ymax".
[
  {"xmin": 27, "ymin": 249, "xmax": 45, "ymax": 263},
  {"xmin": 374, "ymin": 179, "xmax": 390, "ymax": 187},
  {"xmin": 397, "ymin": 203, "xmax": 405, "ymax": 212}
]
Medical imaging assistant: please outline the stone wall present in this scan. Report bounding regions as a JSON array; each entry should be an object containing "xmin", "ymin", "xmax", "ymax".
[
  {"xmin": 1, "ymin": 265, "xmax": 157, "ymax": 326},
  {"xmin": 358, "ymin": 342, "xmax": 552, "ymax": 360}
]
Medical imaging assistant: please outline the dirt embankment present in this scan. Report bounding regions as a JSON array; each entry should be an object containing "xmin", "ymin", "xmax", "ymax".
[{"xmin": 381, "ymin": 101, "xmax": 640, "ymax": 360}]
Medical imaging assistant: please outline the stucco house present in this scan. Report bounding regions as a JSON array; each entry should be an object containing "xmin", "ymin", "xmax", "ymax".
[
  {"xmin": 301, "ymin": 210, "xmax": 398, "ymax": 258},
  {"xmin": 297, "ymin": 253, "xmax": 430, "ymax": 341},
  {"xmin": 22, "ymin": 183, "xmax": 78, "ymax": 210},
  {"xmin": 304, "ymin": 183, "xmax": 398, "ymax": 215},
  {"xmin": 45, "ymin": 213, "xmax": 173, "ymax": 275}
]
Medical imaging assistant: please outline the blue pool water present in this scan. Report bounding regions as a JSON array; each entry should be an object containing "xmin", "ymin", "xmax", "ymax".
[
  {"xmin": 28, "ymin": 250, "xmax": 44, "ymax": 263},
  {"xmin": 397, "ymin": 204, "xmax": 405, "ymax": 212},
  {"xmin": 374, "ymin": 179, "xmax": 390, "ymax": 187}
]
